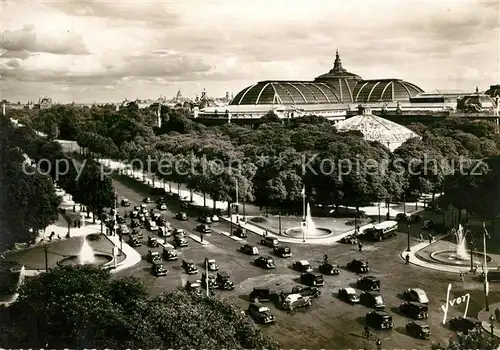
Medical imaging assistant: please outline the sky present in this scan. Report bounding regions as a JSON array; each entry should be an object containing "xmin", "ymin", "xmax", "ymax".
[{"xmin": 0, "ymin": 0, "xmax": 499, "ymax": 103}]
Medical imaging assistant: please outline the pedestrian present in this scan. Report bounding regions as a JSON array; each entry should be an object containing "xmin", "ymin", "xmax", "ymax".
[
  {"xmin": 200, "ymin": 233, "xmax": 204, "ymax": 243},
  {"xmin": 495, "ymin": 307, "xmax": 500, "ymax": 322},
  {"xmin": 419, "ymin": 233, "xmax": 424, "ymax": 243},
  {"xmin": 358, "ymin": 242, "xmax": 363, "ymax": 252},
  {"xmin": 428, "ymin": 234, "xmax": 432, "ymax": 244},
  {"xmin": 77, "ymin": 220, "xmax": 81, "ymax": 228},
  {"xmin": 376, "ymin": 339, "xmax": 382, "ymax": 350},
  {"xmin": 405, "ymin": 254, "xmax": 410, "ymax": 264},
  {"xmin": 323, "ymin": 254, "xmax": 328, "ymax": 262},
  {"xmin": 459, "ymin": 272, "xmax": 464, "ymax": 283}
]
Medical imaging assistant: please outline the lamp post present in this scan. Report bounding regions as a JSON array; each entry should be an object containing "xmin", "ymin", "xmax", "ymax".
[
  {"xmin": 407, "ymin": 224, "xmax": 411, "ymax": 252},
  {"xmin": 377, "ymin": 202, "xmax": 381, "ymax": 223},
  {"xmin": 483, "ymin": 222, "xmax": 491, "ymax": 311},
  {"xmin": 278, "ymin": 212, "xmax": 282, "ymax": 235},
  {"xmin": 44, "ymin": 245, "xmax": 49, "ymax": 272},
  {"xmin": 469, "ymin": 238, "xmax": 474, "ymax": 273},
  {"xmin": 489, "ymin": 314, "xmax": 495, "ymax": 339}
]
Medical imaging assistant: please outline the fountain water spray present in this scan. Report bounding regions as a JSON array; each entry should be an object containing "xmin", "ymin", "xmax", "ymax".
[
  {"xmin": 454, "ymin": 224, "xmax": 469, "ymax": 260},
  {"xmin": 304, "ymin": 203, "xmax": 317, "ymax": 235},
  {"xmin": 78, "ymin": 237, "xmax": 96, "ymax": 264}
]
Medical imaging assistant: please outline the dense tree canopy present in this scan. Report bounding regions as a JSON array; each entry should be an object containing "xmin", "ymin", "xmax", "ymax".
[
  {"xmin": 0, "ymin": 265, "xmax": 279, "ymax": 349},
  {"xmin": 431, "ymin": 329, "xmax": 498, "ymax": 350}
]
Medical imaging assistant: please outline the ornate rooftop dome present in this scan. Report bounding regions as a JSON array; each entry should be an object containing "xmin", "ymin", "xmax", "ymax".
[
  {"xmin": 335, "ymin": 106, "xmax": 419, "ymax": 151},
  {"xmin": 353, "ymin": 79, "xmax": 423, "ymax": 103},
  {"xmin": 230, "ymin": 81, "xmax": 344, "ymax": 105},
  {"xmin": 315, "ymin": 50, "xmax": 362, "ymax": 81}
]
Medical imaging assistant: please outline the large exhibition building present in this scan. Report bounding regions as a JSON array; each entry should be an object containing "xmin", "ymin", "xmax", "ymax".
[{"xmin": 194, "ymin": 51, "xmax": 498, "ymax": 122}]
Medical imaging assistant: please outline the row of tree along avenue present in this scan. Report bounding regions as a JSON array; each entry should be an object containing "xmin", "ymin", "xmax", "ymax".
[
  {"xmin": 10, "ymin": 103, "xmax": 500, "ymax": 231},
  {"xmin": 0, "ymin": 115, "xmax": 115, "ymax": 250}
]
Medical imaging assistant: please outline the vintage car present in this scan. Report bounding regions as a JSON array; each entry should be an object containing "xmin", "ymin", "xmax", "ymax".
[
  {"xmin": 130, "ymin": 229, "xmax": 143, "ymax": 239},
  {"xmin": 366, "ymin": 310, "xmax": 394, "ymax": 330},
  {"xmin": 406, "ymin": 321, "xmax": 431, "ymax": 339},
  {"xmin": 158, "ymin": 226, "xmax": 172, "ymax": 237},
  {"xmin": 399, "ymin": 301, "xmax": 429, "ymax": 319},
  {"xmin": 273, "ymin": 246, "xmax": 292, "ymax": 258},
  {"xmin": 130, "ymin": 210, "xmax": 139, "ymax": 219},
  {"xmin": 156, "ymin": 217, "xmax": 167, "ymax": 227},
  {"xmin": 196, "ymin": 224, "xmax": 211, "ymax": 233},
  {"xmin": 182, "ymin": 259, "xmax": 198, "ymax": 274},
  {"xmin": 357, "ymin": 276, "xmax": 380, "ymax": 291},
  {"xmin": 146, "ymin": 220, "xmax": 158, "ymax": 231},
  {"xmin": 360, "ymin": 291, "xmax": 386, "ymax": 309},
  {"xmin": 157, "ymin": 203, "xmax": 167, "ymax": 211},
  {"xmin": 143, "ymin": 197, "xmax": 152, "ymax": 203},
  {"xmin": 240, "ymin": 244, "xmax": 259, "ymax": 255},
  {"xmin": 176, "ymin": 212, "xmax": 188, "ymax": 221},
  {"xmin": 338, "ymin": 287, "xmax": 360, "ymax": 303},
  {"xmin": 121, "ymin": 198, "xmax": 131, "ymax": 207},
  {"xmin": 128, "ymin": 237, "xmax": 142, "ymax": 247},
  {"xmin": 261, "ymin": 236, "xmax": 279, "ymax": 248},
  {"xmin": 205, "ymin": 258, "xmax": 219, "ymax": 271},
  {"xmin": 280, "ymin": 293, "xmax": 312, "ymax": 311},
  {"xmin": 211, "ymin": 214, "xmax": 220, "ymax": 222},
  {"xmin": 300, "ymin": 272, "xmax": 324, "ymax": 287},
  {"xmin": 234, "ymin": 227, "xmax": 248, "ymax": 238},
  {"xmin": 185, "ymin": 280, "xmax": 203, "ymax": 296},
  {"xmin": 118, "ymin": 224, "xmax": 129, "ymax": 235},
  {"xmin": 347, "ymin": 259, "xmax": 369, "ymax": 273},
  {"xmin": 116, "ymin": 215, "xmax": 126, "ymax": 224},
  {"xmin": 148, "ymin": 236, "xmax": 160, "ymax": 247},
  {"xmin": 248, "ymin": 303, "xmax": 275, "ymax": 324},
  {"xmin": 198, "ymin": 216, "xmax": 212, "ymax": 224},
  {"xmin": 291, "ymin": 285, "xmax": 321, "ymax": 298},
  {"xmin": 340, "ymin": 234, "xmax": 358, "ymax": 244},
  {"xmin": 292, "ymin": 260, "xmax": 313, "ymax": 273},
  {"xmin": 250, "ymin": 287, "xmax": 278, "ymax": 303},
  {"xmin": 173, "ymin": 236, "xmax": 188, "ymax": 248},
  {"xmin": 254, "ymin": 256, "xmax": 276, "ymax": 269},
  {"xmin": 216, "ymin": 271, "xmax": 235, "ymax": 290},
  {"xmin": 151, "ymin": 261, "xmax": 168, "ymax": 276},
  {"xmin": 201, "ymin": 273, "xmax": 218, "ymax": 289},
  {"xmin": 130, "ymin": 219, "xmax": 141, "ymax": 228},
  {"xmin": 147, "ymin": 250, "xmax": 162, "ymax": 263},
  {"xmin": 318, "ymin": 261, "xmax": 340, "ymax": 275},
  {"xmin": 422, "ymin": 220, "xmax": 434, "ymax": 229},
  {"xmin": 449, "ymin": 316, "xmax": 482, "ymax": 334},
  {"xmin": 173, "ymin": 228, "xmax": 186, "ymax": 238},
  {"xmin": 162, "ymin": 248, "xmax": 178, "ymax": 261},
  {"xmin": 404, "ymin": 288, "xmax": 429, "ymax": 304}
]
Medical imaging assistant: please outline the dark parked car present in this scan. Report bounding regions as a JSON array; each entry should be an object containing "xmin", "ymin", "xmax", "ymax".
[
  {"xmin": 254, "ymin": 256, "xmax": 275, "ymax": 269},
  {"xmin": 130, "ymin": 219, "xmax": 141, "ymax": 228},
  {"xmin": 399, "ymin": 302, "xmax": 429, "ymax": 319},
  {"xmin": 176, "ymin": 212, "xmax": 188, "ymax": 221},
  {"xmin": 201, "ymin": 273, "xmax": 217, "ymax": 289},
  {"xmin": 347, "ymin": 259, "xmax": 369, "ymax": 273},
  {"xmin": 291, "ymin": 285, "xmax": 321, "ymax": 298},
  {"xmin": 196, "ymin": 224, "xmax": 211, "ymax": 233},
  {"xmin": 173, "ymin": 228, "xmax": 186, "ymax": 237},
  {"xmin": 318, "ymin": 261, "xmax": 339, "ymax": 275},
  {"xmin": 121, "ymin": 198, "xmax": 131, "ymax": 206},
  {"xmin": 404, "ymin": 288, "xmax": 429, "ymax": 304},
  {"xmin": 116, "ymin": 215, "xmax": 126, "ymax": 224},
  {"xmin": 240, "ymin": 244, "xmax": 259, "ymax": 255},
  {"xmin": 301, "ymin": 272, "xmax": 324, "ymax": 287},
  {"xmin": 128, "ymin": 237, "xmax": 142, "ymax": 247},
  {"xmin": 292, "ymin": 260, "xmax": 313, "ymax": 273},
  {"xmin": 406, "ymin": 321, "xmax": 431, "ymax": 339},
  {"xmin": 248, "ymin": 303, "xmax": 275, "ymax": 324},
  {"xmin": 162, "ymin": 248, "xmax": 178, "ymax": 261},
  {"xmin": 143, "ymin": 197, "xmax": 152, "ymax": 203},
  {"xmin": 216, "ymin": 271, "xmax": 234, "ymax": 290},
  {"xmin": 185, "ymin": 280, "xmax": 202, "ymax": 296},
  {"xmin": 130, "ymin": 229, "xmax": 143, "ymax": 239},
  {"xmin": 260, "ymin": 236, "xmax": 279, "ymax": 248},
  {"xmin": 173, "ymin": 237, "xmax": 188, "ymax": 248},
  {"xmin": 338, "ymin": 287, "xmax": 360, "ymax": 303},
  {"xmin": 340, "ymin": 235, "xmax": 358, "ymax": 244},
  {"xmin": 182, "ymin": 260, "xmax": 198, "ymax": 274},
  {"xmin": 147, "ymin": 250, "xmax": 162, "ymax": 263},
  {"xmin": 204, "ymin": 258, "xmax": 219, "ymax": 271},
  {"xmin": 360, "ymin": 291, "xmax": 385, "ymax": 308},
  {"xmin": 357, "ymin": 276, "xmax": 380, "ymax": 291},
  {"xmin": 448, "ymin": 316, "xmax": 482, "ymax": 334},
  {"xmin": 198, "ymin": 216, "xmax": 212, "ymax": 224},
  {"xmin": 273, "ymin": 246, "xmax": 292, "ymax": 258},
  {"xmin": 148, "ymin": 236, "xmax": 159, "ymax": 247},
  {"xmin": 366, "ymin": 310, "xmax": 394, "ymax": 330},
  {"xmin": 250, "ymin": 288, "xmax": 277, "ymax": 303},
  {"xmin": 151, "ymin": 261, "xmax": 168, "ymax": 276},
  {"xmin": 234, "ymin": 227, "xmax": 248, "ymax": 238}
]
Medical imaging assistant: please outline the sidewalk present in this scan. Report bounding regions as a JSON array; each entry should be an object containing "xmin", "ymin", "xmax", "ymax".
[{"xmin": 478, "ymin": 303, "xmax": 500, "ymax": 338}]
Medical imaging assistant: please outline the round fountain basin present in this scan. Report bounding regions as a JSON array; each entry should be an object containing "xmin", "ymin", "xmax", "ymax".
[
  {"xmin": 57, "ymin": 252, "xmax": 114, "ymax": 267},
  {"xmin": 430, "ymin": 250, "xmax": 492, "ymax": 266},
  {"xmin": 283, "ymin": 227, "xmax": 333, "ymax": 239}
]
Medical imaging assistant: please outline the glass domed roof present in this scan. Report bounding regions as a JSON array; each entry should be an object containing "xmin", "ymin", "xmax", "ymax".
[{"xmin": 353, "ymin": 79, "xmax": 423, "ymax": 103}]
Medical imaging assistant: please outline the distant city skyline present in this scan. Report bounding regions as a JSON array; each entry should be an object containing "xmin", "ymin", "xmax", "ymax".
[{"xmin": 1, "ymin": 0, "xmax": 498, "ymax": 103}]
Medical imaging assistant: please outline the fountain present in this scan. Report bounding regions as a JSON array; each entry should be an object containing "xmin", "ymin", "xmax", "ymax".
[
  {"xmin": 283, "ymin": 203, "xmax": 332, "ymax": 239},
  {"xmin": 58, "ymin": 236, "xmax": 114, "ymax": 267},
  {"xmin": 454, "ymin": 225, "xmax": 469, "ymax": 260}
]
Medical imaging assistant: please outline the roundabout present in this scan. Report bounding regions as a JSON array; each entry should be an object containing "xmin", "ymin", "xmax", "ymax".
[
  {"xmin": 430, "ymin": 250, "xmax": 492, "ymax": 267},
  {"xmin": 283, "ymin": 227, "xmax": 333, "ymax": 239},
  {"xmin": 57, "ymin": 252, "xmax": 114, "ymax": 267}
]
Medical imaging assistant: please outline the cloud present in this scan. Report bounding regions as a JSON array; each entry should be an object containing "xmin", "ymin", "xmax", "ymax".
[
  {"xmin": 0, "ymin": 24, "xmax": 90, "ymax": 57},
  {"xmin": 5, "ymin": 59, "xmax": 20, "ymax": 68}
]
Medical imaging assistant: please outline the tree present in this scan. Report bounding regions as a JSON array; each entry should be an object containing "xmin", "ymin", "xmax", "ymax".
[
  {"xmin": 0, "ymin": 265, "xmax": 279, "ymax": 349},
  {"xmin": 431, "ymin": 329, "xmax": 498, "ymax": 350}
]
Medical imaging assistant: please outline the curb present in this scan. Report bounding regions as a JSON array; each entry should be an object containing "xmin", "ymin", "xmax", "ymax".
[
  {"xmin": 187, "ymin": 233, "xmax": 210, "ymax": 245},
  {"xmin": 218, "ymin": 230, "xmax": 244, "ymax": 241}
]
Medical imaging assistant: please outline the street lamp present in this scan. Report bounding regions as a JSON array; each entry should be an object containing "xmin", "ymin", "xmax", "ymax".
[
  {"xmin": 407, "ymin": 224, "xmax": 411, "ymax": 252},
  {"xmin": 278, "ymin": 212, "xmax": 282, "ymax": 235},
  {"xmin": 489, "ymin": 314, "xmax": 495, "ymax": 339},
  {"xmin": 377, "ymin": 202, "xmax": 381, "ymax": 223},
  {"xmin": 483, "ymin": 222, "xmax": 491, "ymax": 311},
  {"xmin": 44, "ymin": 245, "xmax": 49, "ymax": 272},
  {"xmin": 463, "ymin": 229, "xmax": 474, "ymax": 272}
]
